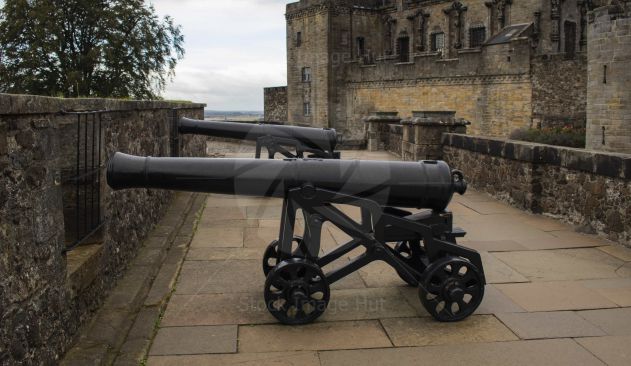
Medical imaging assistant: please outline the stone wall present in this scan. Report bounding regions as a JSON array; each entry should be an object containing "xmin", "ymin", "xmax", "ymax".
[
  {"xmin": 0, "ymin": 94, "xmax": 206, "ymax": 365},
  {"xmin": 442, "ymin": 133, "xmax": 631, "ymax": 246},
  {"xmin": 586, "ymin": 4, "xmax": 631, "ymax": 153},
  {"xmin": 531, "ymin": 53, "xmax": 588, "ymax": 129},
  {"xmin": 263, "ymin": 86, "xmax": 288, "ymax": 122}
]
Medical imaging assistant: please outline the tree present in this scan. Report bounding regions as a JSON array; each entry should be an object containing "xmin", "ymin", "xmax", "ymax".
[{"xmin": 0, "ymin": 0, "xmax": 184, "ymax": 99}]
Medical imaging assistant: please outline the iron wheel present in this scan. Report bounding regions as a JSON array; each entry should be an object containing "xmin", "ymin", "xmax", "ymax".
[
  {"xmin": 419, "ymin": 256, "xmax": 484, "ymax": 322},
  {"xmin": 264, "ymin": 258, "xmax": 330, "ymax": 325}
]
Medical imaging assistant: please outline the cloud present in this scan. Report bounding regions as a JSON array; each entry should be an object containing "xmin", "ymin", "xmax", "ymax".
[{"xmin": 150, "ymin": 0, "xmax": 292, "ymax": 110}]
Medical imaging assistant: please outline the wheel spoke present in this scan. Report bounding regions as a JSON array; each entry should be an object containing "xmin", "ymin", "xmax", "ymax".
[
  {"xmin": 465, "ymin": 284, "xmax": 480, "ymax": 298},
  {"xmin": 456, "ymin": 299, "xmax": 467, "ymax": 313}
]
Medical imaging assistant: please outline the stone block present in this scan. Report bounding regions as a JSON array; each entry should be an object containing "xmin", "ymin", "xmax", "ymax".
[
  {"xmin": 496, "ymin": 311, "xmax": 606, "ymax": 339},
  {"xmin": 175, "ymin": 260, "xmax": 263, "ymax": 294},
  {"xmin": 578, "ymin": 307, "xmax": 631, "ymax": 336},
  {"xmin": 148, "ymin": 352, "xmax": 320, "ymax": 366},
  {"xmin": 149, "ymin": 325, "xmax": 237, "ymax": 356},
  {"xmin": 496, "ymin": 282, "xmax": 617, "ymax": 312},
  {"xmin": 493, "ymin": 248, "xmax": 624, "ymax": 282},
  {"xmin": 576, "ymin": 336, "xmax": 631, "ymax": 366},
  {"xmin": 238, "ymin": 320, "xmax": 392, "ymax": 353},
  {"xmin": 317, "ymin": 339, "xmax": 605, "ymax": 366},
  {"xmin": 594, "ymin": 153, "xmax": 623, "ymax": 178},
  {"xmin": 380, "ymin": 316, "xmax": 518, "ymax": 347}
]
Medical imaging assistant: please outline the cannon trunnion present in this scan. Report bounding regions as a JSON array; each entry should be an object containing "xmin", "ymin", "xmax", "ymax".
[
  {"xmin": 107, "ymin": 153, "xmax": 486, "ymax": 324},
  {"xmin": 178, "ymin": 117, "xmax": 341, "ymax": 159}
]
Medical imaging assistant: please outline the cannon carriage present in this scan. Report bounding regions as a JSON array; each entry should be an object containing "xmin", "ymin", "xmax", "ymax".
[
  {"xmin": 107, "ymin": 153, "xmax": 486, "ymax": 324},
  {"xmin": 178, "ymin": 117, "xmax": 341, "ymax": 159}
]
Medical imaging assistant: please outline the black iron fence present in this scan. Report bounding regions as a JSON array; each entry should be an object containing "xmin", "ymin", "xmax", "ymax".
[{"xmin": 62, "ymin": 111, "xmax": 105, "ymax": 252}]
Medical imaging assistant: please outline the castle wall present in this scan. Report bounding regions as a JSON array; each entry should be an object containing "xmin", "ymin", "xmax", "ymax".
[
  {"xmin": 278, "ymin": 0, "xmax": 593, "ymax": 142},
  {"xmin": 286, "ymin": 2, "xmax": 332, "ymax": 127},
  {"xmin": 531, "ymin": 53, "xmax": 588, "ymax": 128},
  {"xmin": 586, "ymin": 4, "xmax": 631, "ymax": 153},
  {"xmin": 347, "ymin": 74, "xmax": 532, "ymax": 137},
  {"xmin": 264, "ymin": 86, "xmax": 288, "ymax": 122}
]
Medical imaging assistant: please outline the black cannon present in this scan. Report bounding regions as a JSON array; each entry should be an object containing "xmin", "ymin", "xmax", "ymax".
[
  {"xmin": 107, "ymin": 153, "xmax": 485, "ymax": 324},
  {"xmin": 178, "ymin": 117, "xmax": 341, "ymax": 159}
]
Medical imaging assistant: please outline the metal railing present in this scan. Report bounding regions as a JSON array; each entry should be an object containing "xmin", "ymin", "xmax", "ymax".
[{"xmin": 62, "ymin": 111, "xmax": 105, "ymax": 252}]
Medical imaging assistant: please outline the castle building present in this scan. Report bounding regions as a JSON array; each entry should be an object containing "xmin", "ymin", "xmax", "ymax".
[{"xmin": 265, "ymin": 0, "xmax": 607, "ymax": 146}]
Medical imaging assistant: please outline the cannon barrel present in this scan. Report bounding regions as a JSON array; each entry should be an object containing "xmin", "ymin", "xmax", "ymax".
[
  {"xmin": 107, "ymin": 153, "xmax": 467, "ymax": 211},
  {"xmin": 178, "ymin": 117, "xmax": 338, "ymax": 152}
]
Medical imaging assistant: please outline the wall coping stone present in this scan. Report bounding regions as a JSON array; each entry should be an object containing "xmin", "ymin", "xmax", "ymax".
[
  {"xmin": 0, "ymin": 93, "xmax": 206, "ymax": 116},
  {"xmin": 401, "ymin": 118, "xmax": 470, "ymax": 126},
  {"xmin": 363, "ymin": 116, "xmax": 403, "ymax": 124},
  {"xmin": 443, "ymin": 133, "xmax": 631, "ymax": 180}
]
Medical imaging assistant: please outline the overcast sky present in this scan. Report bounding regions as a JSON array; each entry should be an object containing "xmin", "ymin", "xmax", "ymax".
[{"xmin": 151, "ymin": 0, "xmax": 290, "ymax": 111}]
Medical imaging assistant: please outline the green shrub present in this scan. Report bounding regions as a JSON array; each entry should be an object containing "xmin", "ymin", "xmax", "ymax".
[{"xmin": 509, "ymin": 126, "xmax": 586, "ymax": 148}]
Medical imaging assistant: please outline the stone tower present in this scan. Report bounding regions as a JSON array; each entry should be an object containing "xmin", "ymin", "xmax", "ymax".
[{"xmin": 586, "ymin": 1, "xmax": 631, "ymax": 153}]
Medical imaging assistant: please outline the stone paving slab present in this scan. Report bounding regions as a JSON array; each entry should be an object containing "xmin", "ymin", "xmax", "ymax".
[
  {"xmin": 317, "ymin": 339, "xmax": 605, "ymax": 366},
  {"xmin": 321, "ymin": 287, "xmax": 417, "ymax": 322},
  {"xmin": 494, "ymin": 248, "xmax": 626, "ymax": 282},
  {"xmin": 456, "ymin": 215, "xmax": 557, "ymax": 243},
  {"xmin": 598, "ymin": 245, "xmax": 631, "ymax": 262},
  {"xmin": 238, "ymin": 320, "xmax": 393, "ymax": 353},
  {"xmin": 186, "ymin": 247, "xmax": 262, "ymax": 261},
  {"xmin": 480, "ymin": 252, "xmax": 529, "ymax": 284},
  {"xmin": 380, "ymin": 315, "xmax": 518, "ymax": 347},
  {"xmin": 460, "ymin": 240, "xmax": 529, "ymax": 252},
  {"xmin": 496, "ymin": 282, "xmax": 618, "ymax": 312},
  {"xmin": 190, "ymin": 227, "xmax": 244, "ymax": 248},
  {"xmin": 147, "ymin": 351, "xmax": 320, "ymax": 366},
  {"xmin": 175, "ymin": 260, "xmax": 263, "ymax": 294},
  {"xmin": 575, "ymin": 336, "xmax": 631, "ymax": 366},
  {"xmin": 161, "ymin": 293, "xmax": 274, "ymax": 326},
  {"xmin": 577, "ymin": 307, "xmax": 631, "ymax": 336},
  {"xmin": 150, "ymin": 325, "xmax": 237, "ymax": 356},
  {"xmin": 580, "ymin": 278, "xmax": 631, "ymax": 307},
  {"xmin": 495, "ymin": 311, "xmax": 606, "ymax": 339}
]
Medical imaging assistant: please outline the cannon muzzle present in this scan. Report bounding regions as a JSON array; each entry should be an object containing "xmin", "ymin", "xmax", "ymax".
[{"xmin": 107, "ymin": 153, "xmax": 467, "ymax": 211}]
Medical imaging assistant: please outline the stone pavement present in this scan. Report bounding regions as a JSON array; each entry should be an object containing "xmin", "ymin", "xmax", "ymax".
[{"xmin": 73, "ymin": 149, "xmax": 631, "ymax": 365}]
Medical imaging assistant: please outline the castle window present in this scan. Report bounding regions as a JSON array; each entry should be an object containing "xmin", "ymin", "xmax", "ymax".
[
  {"xmin": 356, "ymin": 37, "xmax": 366, "ymax": 56},
  {"xmin": 296, "ymin": 32, "xmax": 302, "ymax": 47},
  {"xmin": 397, "ymin": 37, "xmax": 410, "ymax": 62},
  {"xmin": 469, "ymin": 26, "xmax": 486, "ymax": 48},
  {"xmin": 431, "ymin": 32, "xmax": 444, "ymax": 52},
  {"xmin": 303, "ymin": 102, "xmax": 311, "ymax": 116},
  {"xmin": 301, "ymin": 67, "xmax": 311, "ymax": 82}
]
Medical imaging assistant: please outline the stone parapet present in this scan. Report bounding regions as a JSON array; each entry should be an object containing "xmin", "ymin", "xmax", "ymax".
[
  {"xmin": 0, "ymin": 94, "xmax": 206, "ymax": 365},
  {"xmin": 442, "ymin": 133, "xmax": 631, "ymax": 246},
  {"xmin": 363, "ymin": 112, "xmax": 402, "ymax": 152},
  {"xmin": 400, "ymin": 112, "xmax": 469, "ymax": 161}
]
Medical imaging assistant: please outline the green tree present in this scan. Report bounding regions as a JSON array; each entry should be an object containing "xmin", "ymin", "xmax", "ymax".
[{"xmin": 0, "ymin": 0, "xmax": 184, "ymax": 99}]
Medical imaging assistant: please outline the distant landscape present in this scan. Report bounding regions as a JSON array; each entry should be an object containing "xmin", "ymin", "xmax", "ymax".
[{"xmin": 204, "ymin": 110, "xmax": 264, "ymax": 122}]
